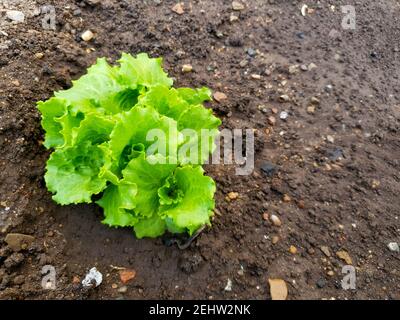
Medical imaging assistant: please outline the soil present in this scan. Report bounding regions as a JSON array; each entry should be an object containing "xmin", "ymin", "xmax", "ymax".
[{"xmin": 1, "ymin": 0, "xmax": 400, "ymax": 300}]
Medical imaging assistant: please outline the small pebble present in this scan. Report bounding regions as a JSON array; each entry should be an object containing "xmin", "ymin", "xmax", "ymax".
[
  {"xmin": 232, "ymin": 1, "xmax": 245, "ymax": 11},
  {"xmin": 310, "ymin": 96, "xmax": 320, "ymax": 105},
  {"xmin": 35, "ymin": 52, "xmax": 44, "ymax": 59},
  {"xmin": 182, "ymin": 64, "xmax": 193, "ymax": 73},
  {"xmin": 239, "ymin": 59, "xmax": 248, "ymax": 67},
  {"xmin": 268, "ymin": 116, "xmax": 276, "ymax": 126},
  {"xmin": 279, "ymin": 111, "xmax": 288, "ymax": 120},
  {"xmin": 172, "ymin": 3, "xmax": 184, "ymax": 15},
  {"xmin": 388, "ymin": 242, "xmax": 399, "ymax": 253},
  {"xmin": 272, "ymin": 236, "xmax": 279, "ymax": 244},
  {"xmin": 213, "ymin": 91, "xmax": 227, "ymax": 102},
  {"xmin": 227, "ymin": 192, "xmax": 239, "ymax": 200},
  {"xmin": 320, "ymin": 246, "xmax": 331, "ymax": 257},
  {"xmin": 6, "ymin": 10, "xmax": 25, "ymax": 23},
  {"xmin": 118, "ymin": 286, "xmax": 128, "ymax": 293},
  {"xmin": 270, "ymin": 214, "xmax": 282, "ymax": 227},
  {"xmin": 316, "ymin": 278, "xmax": 327, "ymax": 289},
  {"xmin": 246, "ymin": 48, "xmax": 256, "ymax": 57},
  {"xmin": 224, "ymin": 278, "xmax": 232, "ymax": 291},
  {"xmin": 307, "ymin": 105, "xmax": 315, "ymax": 114},
  {"xmin": 300, "ymin": 65, "xmax": 308, "ymax": 71},
  {"xmin": 289, "ymin": 245, "xmax": 297, "ymax": 254},
  {"xmin": 279, "ymin": 95, "xmax": 289, "ymax": 102},
  {"xmin": 308, "ymin": 63, "xmax": 317, "ymax": 70},
  {"xmin": 282, "ymin": 194, "xmax": 291, "ymax": 202},
  {"xmin": 230, "ymin": 14, "xmax": 239, "ymax": 22},
  {"xmin": 81, "ymin": 30, "xmax": 94, "ymax": 42}
]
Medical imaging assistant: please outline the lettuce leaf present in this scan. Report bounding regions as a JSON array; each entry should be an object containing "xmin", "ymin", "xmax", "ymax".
[
  {"xmin": 37, "ymin": 97, "xmax": 68, "ymax": 148},
  {"xmin": 45, "ymin": 141, "xmax": 108, "ymax": 204},
  {"xmin": 38, "ymin": 52, "xmax": 220, "ymax": 239}
]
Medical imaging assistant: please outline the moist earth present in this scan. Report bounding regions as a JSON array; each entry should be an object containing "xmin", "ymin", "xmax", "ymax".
[{"xmin": 0, "ymin": 0, "xmax": 399, "ymax": 299}]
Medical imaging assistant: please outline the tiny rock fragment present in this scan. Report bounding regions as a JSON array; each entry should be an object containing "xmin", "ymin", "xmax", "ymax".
[
  {"xmin": 5, "ymin": 233, "xmax": 35, "ymax": 252},
  {"xmin": 119, "ymin": 269, "xmax": 136, "ymax": 284},
  {"xmin": 232, "ymin": 1, "xmax": 245, "ymax": 11},
  {"xmin": 310, "ymin": 96, "xmax": 320, "ymax": 105},
  {"xmin": 308, "ymin": 62, "xmax": 317, "ymax": 70},
  {"xmin": 268, "ymin": 279, "xmax": 288, "ymax": 300},
  {"xmin": 320, "ymin": 246, "xmax": 331, "ymax": 257},
  {"xmin": 301, "ymin": 4, "xmax": 308, "ymax": 16},
  {"xmin": 85, "ymin": 0, "xmax": 101, "ymax": 5},
  {"xmin": 182, "ymin": 64, "xmax": 193, "ymax": 73},
  {"xmin": 316, "ymin": 278, "xmax": 326, "ymax": 289},
  {"xmin": 327, "ymin": 270, "xmax": 335, "ymax": 276},
  {"xmin": 371, "ymin": 179, "xmax": 380, "ymax": 189},
  {"xmin": 279, "ymin": 111, "xmax": 289, "ymax": 120},
  {"xmin": 282, "ymin": 194, "xmax": 291, "ymax": 202},
  {"xmin": 279, "ymin": 95, "xmax": 289, "ymax": 102},
  {"xmin": 230, "ymin": 14, "xmax": 239, "ymax": 22},
  {"xmin": 307, "ymin": 105, "xmax": 316, "ymax": 114},
  {"xmin": 336, "ymin": 250, "xmax": 352, "ymax": 265},
  {"xmin": 262, "ymin": 212, "xmax": 269, "ymax": 221},
  {"xmin": 289, "ymin": 245, "xmax": 297, "ymax": 254},
  {"xmin": 272, "ymin": 236, "xmax": 279, "ymax": 244},
  {"xmin": 118, "ymin": 286, "xmax": 128, "ymax": 293},
  {"xmin": 387, "ymin": 242, "xmax": 399, "ymax": 252},
  {"xmin": 82, "ymin": 267, "xmax": 103, "ymax": 288},
  {"xmin": 35, "ymin": 52, "xmax": 44, "ymax": 59},
  {"xmin": 326, "ymin": 135, "xmax": 335, "ymax": 143},
  {"xmin": 246, "ymin": 48, "xmax": 256, "ymax": 57},
  {"xmin": 288, "ymin": 65, "xmax": 299, "ymax": 74},
  {"xmin": 271, "ymin": 107, "xmax": 278, "ymax": 114},
  {"xmin": 251, "ymin": 74, "xmax": 261, "ymax": 80},
  {"xmin": 297, "ymin": 200, "xmax": 305, "ymax": 209},
  {"xmin": 224, "ymin": 278, "xmax": 232, "ymax": 291},
  {"xmin": 81, "ymin": 30, "xmax": 94, "ymax": 42},
  {"xmin": 239, "ymin": 59, "xmax": 248, "ymax": 67},
  {"xmin": 172, "ymin": 3, "xmax": 184, "ymax": 15},
  {"xmin": 213, "ymin": 91, "xmax": 227, "ymax": 102},
  {"xmin": 6, "ymin": 10, "xmax": 25, "ymax": 23},
  {"xmin": 300, "ymin": 64, "xmax": 308, "ymax": 71},
  {"xmin": 111, "ymin": 283, "xmax": 118, "ymax": 289},
  {"xmin": 72, "ymin": 276, "xmax": 80, "ymax": 284},
  {"xmin": 268, "ymin": 116, "xmax": 276, "ymax": 126},
  {"xmin": 270, "ymin": 214, "xmax": 282, "ymax": 227},
  {"xmin": 261, "ymin": 162, "xmax": 277, "ymax": 177},
  {"xmin": 227, "ymin": 192, "xmax": 239, "ymax": 200}
]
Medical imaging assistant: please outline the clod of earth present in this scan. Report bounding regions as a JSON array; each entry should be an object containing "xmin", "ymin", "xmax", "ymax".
[{"xmin": 5, "ymin": 233, "xmax": 35, "ymax": 252}]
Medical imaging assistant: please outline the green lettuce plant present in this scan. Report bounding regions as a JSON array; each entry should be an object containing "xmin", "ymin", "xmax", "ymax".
[{"xmin": 37, "ymin": 53, "xmax": 221, "ymax": 238}]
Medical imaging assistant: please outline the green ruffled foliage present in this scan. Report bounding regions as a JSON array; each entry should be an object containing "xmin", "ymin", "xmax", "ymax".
[{"xmin": 37, "ymin": 53, "xmax": 221, "ymax": 238}]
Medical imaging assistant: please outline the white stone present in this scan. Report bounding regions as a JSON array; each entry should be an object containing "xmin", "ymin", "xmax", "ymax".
[
  {"xmin": 6, "ymin": 10, "xmax": 25, "ymax": 23},
  {"xmin": 388, "ymin": 242, "xmax": 399, "ymax": 252},
  {"xmin": 224, "ymin": 278, "xmax": 232, "ymax": 291},
  {"xmin": 82, "ymin": 267, "xmax": 103, "ymax": 288},
  {"xmin": 81, "ymin": 30, "xmax": 94, "ymax": 42}
]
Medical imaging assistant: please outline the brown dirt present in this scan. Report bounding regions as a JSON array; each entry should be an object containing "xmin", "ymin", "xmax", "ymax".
[{"xmin": 1, "ymin": 0, "xmax": 400, "ymax": 300}]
